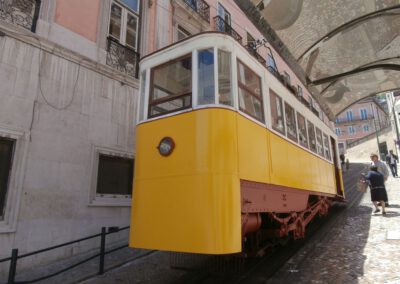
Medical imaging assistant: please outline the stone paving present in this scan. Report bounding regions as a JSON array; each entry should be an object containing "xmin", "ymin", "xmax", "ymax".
[
  {"xmin": 15, "ymin": 163, "xmax": 400, "ymax": 284},
  {"xmin": 270, "ymin": 167, "xmax": 400, "ymax": 284}
]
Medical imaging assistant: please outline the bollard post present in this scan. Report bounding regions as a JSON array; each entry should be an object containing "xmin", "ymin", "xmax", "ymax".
[
  {"xmin": 8, "ymin": 249, "xmax": 18, "ymax": 284},
  {"xmin": 99, "ymin": 227, "xmax": 106, "ymax": 275}
]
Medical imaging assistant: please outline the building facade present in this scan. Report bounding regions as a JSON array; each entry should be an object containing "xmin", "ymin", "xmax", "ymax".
[
  {"xmin": 0, "ymin": 0, "xmax": 333, "ymax": 273},
  {"xmin": 334, "ymin": 97, "xmax": 390, "ymax": 155}
]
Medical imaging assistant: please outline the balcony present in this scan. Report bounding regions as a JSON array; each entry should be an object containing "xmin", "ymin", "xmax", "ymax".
[
  {"xmin": 183, "ymin": 0, "xmax": 210, "ymax": 22},
  {"xmin": 213, "ymin": 16, "xmax": 242, "ymax": 44},
  {"xmin": 335, "ymin": 115, "xmax": 375, "ymax": 124},
  {"xmin": 106, "ymin": 37, "xmax": 140, "ymax": 78},
  {"xmin": 0, "ymin": 0, "xmax": 40, "ymax": 32},
  {"xmin": 245, "ymin": 44, "xmax": 266, "ymax": 65}
]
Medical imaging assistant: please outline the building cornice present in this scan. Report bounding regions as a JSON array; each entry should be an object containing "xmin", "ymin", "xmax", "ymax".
[{"xmin": 0, "ymin": 21, "xmax": 139, "ymax": 89}]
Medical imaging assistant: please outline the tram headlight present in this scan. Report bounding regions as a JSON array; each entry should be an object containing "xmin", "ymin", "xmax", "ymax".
[{"xmin": 157, "ymin": 137, "xmax": 175, "ymax": 156}]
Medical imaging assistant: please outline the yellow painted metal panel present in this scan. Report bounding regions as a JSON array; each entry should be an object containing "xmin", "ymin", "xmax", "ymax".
[
  {"xmin": 131, "ymin": 109, "xmax": 241, "ymax": 254},
  {"xmin": 135, "ymin": 110, "xmax": 238, "ymax": 180},
  {"xmin": 268, "ymin": 132, "xmax": 337, "ymax": 194},
  {"xmin": 237, "ymin": 116, "xmax": 270, "ymax": 183},
  {"xmin": 130, "ymin": 174, "xmax": 241, "ymax": 254},
  {"xmin": 130, "ymin": 108, "xmax": 341, "ymax": 254}
]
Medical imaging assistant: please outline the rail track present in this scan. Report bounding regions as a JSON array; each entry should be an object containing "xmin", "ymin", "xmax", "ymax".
[{"xmin": 171, "ymin": 163, "xmax": 368, "ymax": 284}]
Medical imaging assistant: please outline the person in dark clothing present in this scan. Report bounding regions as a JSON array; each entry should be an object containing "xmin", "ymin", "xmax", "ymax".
[
  {"xmin": 386, "ymin": 150, "xmax": 398, "ymax": 177},
  {"xmin": 363, "ymin": 166, "xmax": 388, "ymax": 214}
]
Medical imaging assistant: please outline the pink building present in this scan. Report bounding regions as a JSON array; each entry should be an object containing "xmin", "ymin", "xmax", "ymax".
[{"xmin": 334, "ymin": 97, "xmax": 389, "ymax": 154}]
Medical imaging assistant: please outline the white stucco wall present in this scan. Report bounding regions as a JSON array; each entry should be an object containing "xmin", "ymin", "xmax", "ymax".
[{"xmin": 0, "ymin": 31, "xmax": 138, "ymax": 274}]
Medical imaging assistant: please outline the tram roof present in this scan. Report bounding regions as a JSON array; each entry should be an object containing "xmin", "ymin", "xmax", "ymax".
[{"xmin": 235, "ymin": 0, "xmax": 400, "ymax": 118}]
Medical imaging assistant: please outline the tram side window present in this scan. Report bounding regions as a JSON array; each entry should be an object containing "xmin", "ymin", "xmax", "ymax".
[
  {"xmin": 218, "ymin": 50, "xmax": 233, "ymax": 106},
  {"xmin": 237, "ymin": 60, "xmax": 264, "ymax": 122},
  {"xmin": 307, "ymin": 120, "xmax": 317, "ymax": 153},
  {"xmin": 315, "ymin": 128, "xmax": 324, "ymax": 157},
  {"xmin": 198, "ymin": 49, "xmax": 215, "ymax": 105},
  {"xmin": 270, "ymin": 90, "xmax": 285, "ymax": 134},
  {"xmin": 297, "ymin": 112, "xmax": 308, "ymax": 148},
  {"xmin": 149, "ymin": 55, "xmax": 192, "ymax": 118},
  {"xmin": 323, "ymin": 133, "xmax": 331, "ymax": 160},
  {"xmin": 284, "ymin": 102, "xmax": 297, "ymax": 142}
]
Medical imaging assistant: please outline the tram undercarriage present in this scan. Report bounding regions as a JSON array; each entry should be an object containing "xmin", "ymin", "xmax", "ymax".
[{"xmin": 241, "ymin": 180, "xmax": 335, "ymax": 256}]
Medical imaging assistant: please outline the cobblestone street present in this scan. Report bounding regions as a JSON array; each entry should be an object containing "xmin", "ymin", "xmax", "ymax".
[{"xmin": 270, "ymin": 169, "xmax": 400, "ymax": 284}]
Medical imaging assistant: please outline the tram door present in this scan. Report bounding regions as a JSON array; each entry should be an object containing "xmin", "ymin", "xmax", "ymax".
[{"xmin": 330, "ymin": 137, "xmax": 344, "ymax": 196}]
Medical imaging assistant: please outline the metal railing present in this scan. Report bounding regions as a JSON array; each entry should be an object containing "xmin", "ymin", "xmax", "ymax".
[
  {"xmin": 0, "ymin": 0, "xmax": 40, "ymax": 32},
  {"xmin": 1, "ymin": 226, "xmax": 129, "ymax": 284},
  {"xmin": 183, "ymin": 0, "xmax": 210, "ymax": 22},
  {"xmin": 106, "ymin": 37, "xmax": 140, "ymax": 78},
  {"xmin": 346, "ymin": 124, "xmax": 392, "ymax": 149},
  {"xmin": 335, "ymin": 115, "xmax": 375, "ymax": 124},
  {"xmin": 245, "ymin": 44, "xmax": 266, "ymax": 65},
  {"xmin": 213, "ymin": 16, "xmax": 242, "ymax": 43}
]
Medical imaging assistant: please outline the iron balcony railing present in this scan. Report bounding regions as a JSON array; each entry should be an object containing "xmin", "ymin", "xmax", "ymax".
[
  {"xmin": 106, "ymin": 36, "xmax": 140, "ymax": 78},
  {"xmin": 0, "ymin": 0, "xmax": 40, "ymax": 32},
  {"xmin": 245, "ymin": 44, "xmax": 266, "ymax": 65},
  {"xmin": 213, "ymin": 15, "xmax": 242, "ymax": 44},
  {"xmin": 335, "ymin": 115, "xmax": 375, "ymax": 124},
  {"xmin": 183, "ymin": 0, "xmax": 210, "ymax": 22}
]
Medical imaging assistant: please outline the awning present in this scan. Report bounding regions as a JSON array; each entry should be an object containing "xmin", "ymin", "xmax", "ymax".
[{"xmin": 235, "ymin": 0, "xmax": 400, "ymax": 117}]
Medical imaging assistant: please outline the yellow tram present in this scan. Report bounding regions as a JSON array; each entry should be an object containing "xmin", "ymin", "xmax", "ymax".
[{"xmin": 130, "ymin": 33, "xmax": 344, "ymax": 255}]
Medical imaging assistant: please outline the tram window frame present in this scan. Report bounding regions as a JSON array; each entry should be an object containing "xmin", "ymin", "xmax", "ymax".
[
  {"xmin": 198, "ymin": 48, "xmax": 215, "ymax": 105},
  {"xmin": 297, "ymin": 112, "xmax": 308, "ymax": 148},
  {"xmin": 323, "ymin": 133, "xmax": 331, "ymax": 160},
  {"xmin": 307, "ymin": 120, "xmax": 317, "ymax": 153},
  {"xmin": 284, "ymin": 102, "xmax": 298, "ymax": 143},
  {"xmin": 270, "ymin": 90, "xmax": 285, "ymax": 135},
  {"xmin": 138, "ymin": 70, "xmax": 147, "ymax": 121},
  {"xmin": 236, "ymin": 60, "xmax": 264, "ymax": 123},
  {"xmin": 315, "ymin": 128, "xmax": 324, "ymax": 157},
  {"xmin": 148, "ymin": 54, "xmax": 192, "ymax": 118},
  {"xmin": 218, "ymin": 49, "xmax": 233, "ymax": 107}
]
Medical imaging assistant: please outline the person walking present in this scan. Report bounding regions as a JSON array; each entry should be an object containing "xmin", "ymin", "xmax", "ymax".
[
  {"xmin": 363, "ymin": 165, "xmax": 388, "ymax": 215},
  {"xmin": 370, "ymin": 152, "xmax": 390, "ymax": 206},
  {"xmin": 370, "ymin": 153, "xmax": 389, "ymax": 181},
  {"xmin": 385, "ymin": 150, "xmax": 398, "ymax": 177}
]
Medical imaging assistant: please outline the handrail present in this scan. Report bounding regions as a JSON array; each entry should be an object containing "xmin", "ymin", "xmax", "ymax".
[
  {"xmin": 183, "ymin": 0, "xmax": 210, "ymax": 22},
  {"xmin": 213, "ymin": 16, "xmax": 242, "ymax": 43},
  {"xmin": 1, "ymin": 226, "xmax": 130, "ymax": 284}
]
